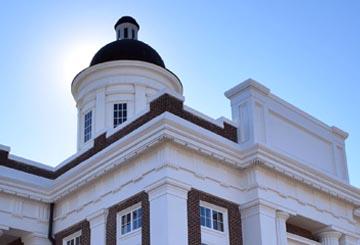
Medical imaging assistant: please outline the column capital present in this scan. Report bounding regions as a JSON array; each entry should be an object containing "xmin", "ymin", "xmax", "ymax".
[
  {"xmin": 276, "ymin": 210, "xmax": 290, "ymax": 221},
  {"xmin": 87, "ymin": 208, "xmax": 108, "ymax": 229},
  {"xmin": 340, "ymin": 234, "xmax": 359, "ymax": 245},
  {"xmin": 240, "ymin": 199, "xmax": 277, "ymax": 220},
  {"xmin": 276, "ymin": 211, "xmax": 290, "ymax": 245},
  {"xmin": 145, "ymin": 177, "xmax": 191, "ymax": 201},
  {"xmin": 316, "ymin": 230, "xmax": 342, "ymax": 240},
  {"xmin": 240, "ymin": 199, "xmax": 278, "ymax": 245}
]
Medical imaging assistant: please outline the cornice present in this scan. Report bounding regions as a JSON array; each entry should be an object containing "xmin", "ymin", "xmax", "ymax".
[
  {"xmin": 0, "ymin": 112, "xmax": 360, "ymax": 210},
  {"xmin": 71, "ymin": 60, "xmax": 183, "ymax": 98},
  {"xmin": 249, "ymin": 144, "xmax": 360, "ymax": 206}
]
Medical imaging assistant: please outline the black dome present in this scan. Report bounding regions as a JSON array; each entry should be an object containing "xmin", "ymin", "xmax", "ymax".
[{"xmin": 90, "ymin": 39, "xmax": 165, "ymax": 68}]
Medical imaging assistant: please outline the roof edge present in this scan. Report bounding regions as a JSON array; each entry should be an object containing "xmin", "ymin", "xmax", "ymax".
[{"xmin": 0, "ymin": 93, "xmax": 237, "ymax": 179}]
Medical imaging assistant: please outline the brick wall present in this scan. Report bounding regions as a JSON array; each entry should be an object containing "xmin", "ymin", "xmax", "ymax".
[
  {"xmin": 188, "ymin": 189, "xmax": 243, "ymax": 245},
  {"xmin": 0, "ymin": 93, "xmax": 237, "ymax": 179},
  {"xmin": 54, "ymin": 220, "xmax": 90, "ymax": 245},
  {"xmin": 106, "ymin": 191, "xmax": 150, "ymax": 245}
]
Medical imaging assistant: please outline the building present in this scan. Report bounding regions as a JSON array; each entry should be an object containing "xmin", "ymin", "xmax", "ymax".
[{"xmin": 0, "ymin": 16, "xmax": 359, "ymax": 245}]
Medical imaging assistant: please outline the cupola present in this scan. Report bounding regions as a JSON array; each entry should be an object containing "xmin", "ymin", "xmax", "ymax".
[
  {"xmin": 114, "ymin": 16, "xmax": 140, "ymax": 40},
  {"xmin": 90, "ymin": 16, "xmax": 165, "ymax": 68},
  {"xmin": 71, "ymin": 16, "xmax": 182, "ymax": 151}
]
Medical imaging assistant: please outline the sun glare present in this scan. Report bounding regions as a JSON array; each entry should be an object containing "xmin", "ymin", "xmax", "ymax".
[{"xmin": 61, "ymin": 41, "xmax": 101, "ymax": 85}]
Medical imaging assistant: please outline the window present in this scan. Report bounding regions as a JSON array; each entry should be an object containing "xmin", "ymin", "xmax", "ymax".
[
  {"xmin": 132, "ymin": 29, "xmax": 135, "ymax": 39},
  {"xmin": 121, "ymin": 213, "xmax": 131, "ymax": 235},
  {"xmin": 84, "ymin": 111, "xmax": 92, "ymax": 142},
  {"xmin": 120, "ymin": 207, "xmax": 142, "ymax": 235},
  {"xmin": 200, "ymin": 206, "xmax": 224, "ymax": 232},
  {"xmin": 113, "ymin": 103, "xmax": 127, "ymax": 128},
  {"xmin": 212, "ymin": 210, "xmax": 224, "ymax": 232},
  {"xmin": 63, "ymin": 231, "xmax": 81, "ymax": 245},
  {"xmin": 124, "ymin": 28, "xmax": 128, "ymax": 38}
]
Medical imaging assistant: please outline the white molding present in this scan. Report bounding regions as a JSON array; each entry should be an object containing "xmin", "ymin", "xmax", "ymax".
[
  {"xmin": 0, "ymin": 144, "xmax": 10, "ymax": 152},
  {"xmin": 63, "ymin": 230, "xmax": 82, "ymax": 245},
  {"xmin": 216, "ymin": 116, "xmax": 237, "ymax": 127},
  {"xmin": 146, "ymin": 177, "xmax": 191, "ymax": 201},
  {"xmin": 87, "ymin": 208, "xmax": 108, "ymax": 229},
  {"xmin": 225, "ymin": 78, "xmax": 270, "ymax": 99},
  {"xmin": 183, "ymin": 105, "xmax": 224, "ymax": 128},
  {"xmin": 116, "ymin": 203, "xmax": 142, "ymax": 240},
  {"xmin": 72, "ymin": 60, "xmax": 183, "ymax": 97},
  {"xmin": 287, "ymin": 233, "xmax": 321, "ymax": 245},
  {"xmin": 8, "ymin": 155, "xmax": 54, "ymax": 171},
  {"xmin": 151, "ymin": 87, "xmax": 184, "ymax": 102},
  {"xmin": 251, "ymin": 144, "xmax": 360, "ymax": 205},
  {"xmin": 331, "ymin": 126, "xmax": 349, "ymax": 139},
  {"xmin": 1, "ymin": 112, "xmax": 360, "ymax": 209}
]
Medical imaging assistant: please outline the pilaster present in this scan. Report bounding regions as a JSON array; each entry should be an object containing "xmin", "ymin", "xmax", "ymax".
[
  {"xmin": 134, "ymin": 84, "xmax": 146, "ymax": 114},
  {"xmin": 87, "ymin": 209, "xmax": 108, "ymax": 245},
  {"xmin": 240, "ymin": 200, "xmax": 277, "ymax": 245},
  {"xmin": 146, "ymin": 178, "xmax": 191, "ymax": 245},
  {"xmin": 95, "ymin": 88, "xmax": 106, "ymax": 133}
]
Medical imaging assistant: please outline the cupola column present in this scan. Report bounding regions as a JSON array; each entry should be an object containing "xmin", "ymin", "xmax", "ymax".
[{"xmin": 134, "ymin": 84, "xmax": 146, "ymax": 114}]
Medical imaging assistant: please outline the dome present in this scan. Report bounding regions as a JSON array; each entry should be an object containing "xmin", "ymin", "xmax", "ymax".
[{"xmin": 90, "ymin": 39, "xmax": 165, "ymax": 68}]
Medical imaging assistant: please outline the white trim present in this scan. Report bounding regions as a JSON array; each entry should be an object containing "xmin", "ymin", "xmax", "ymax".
[
  {"xmin": 200, "ymin": 201, "xmax": 229, "ymax": 245},
  {"xmin": 224, "ymin": 78, "xmax": 270, "ymax": 99},
  {"xmin": 116, "ymin": 202, "xmax": 142, "ymax": 239},
  {"xmin": 287, "ymin": 232, "xmax": 321, "ymax": 245},
  {"xmin": 63, "ymin": 230, "xmax": 82, "ymax": 245},
  {"xmin": 200, "ymin": 201, "xmax": 227, "ymax": 232},
  {"xmin": 72, "ymin": 60, "xmax": 183, "ymax": 97},
  {"xmin": 184, "ymin": 105, "xmax": 224, "ymax": 128},
  {"xmin": 0, "ymin": 144, "xmax": 11, "ymax": 152},
  {"xmin": 112, "ymin": 102, "xmax": 128, "ymax": 128},
  {"xmin": 1, "ymin": 111, "xmax": 360, "ymax": 208}
]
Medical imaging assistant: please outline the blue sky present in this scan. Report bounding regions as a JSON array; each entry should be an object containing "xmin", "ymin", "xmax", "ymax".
[{"xmin": 0, "ymin": 1, "xmax": 359, "ymax": 186}]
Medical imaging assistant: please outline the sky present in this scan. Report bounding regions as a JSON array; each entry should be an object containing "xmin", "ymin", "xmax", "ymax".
[{"xmin": 0, "ymin": 1, "xmax": 359, "ymax": 186}]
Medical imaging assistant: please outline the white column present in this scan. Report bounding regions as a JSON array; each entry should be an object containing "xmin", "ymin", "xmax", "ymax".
[
  {"xmin": 340, "ymin": 235, "xmax": 359, "ymax": 245},
  {"xmin": 134, "ymin": 85, "xmax": 146, "ymax": 114},
  {"xmin": 22, "ymin": 233, "xmax": 51, "ymax": 245},
  {"xmin": 240, "ymin": 201, "xmax": 277, "ymax": 245},
  {"xmin": 146, "ymin": 178, "xmax": 190, "ymax": 245},
  {"xmin": 88, "ymin": 209, "xmax": 108, "ymax": 245},
  {"xmin": 77, "ymin": 109, "xmax": 81, "ymax": 150},
  {"xmin": 276, "ymin": 211, "xmax": 290, "ymax": 245},
  {"xmin": 317, "ymin": 230, "xmax": 342, "ymax": 245},
  {"xmin": 95, "ymin": 88, "xmax": 106, "ymax": 133}
]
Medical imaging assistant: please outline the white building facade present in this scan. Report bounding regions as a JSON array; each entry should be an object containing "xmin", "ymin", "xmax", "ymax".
[{"xmin": 0, "ymin": 16, "xmax": 359, "ymax": 245}]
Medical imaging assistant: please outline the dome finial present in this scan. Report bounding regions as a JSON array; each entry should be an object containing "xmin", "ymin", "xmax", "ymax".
[{"xmin": 114, "ymin": 16, "xmax": 140, "ymax": 40}]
